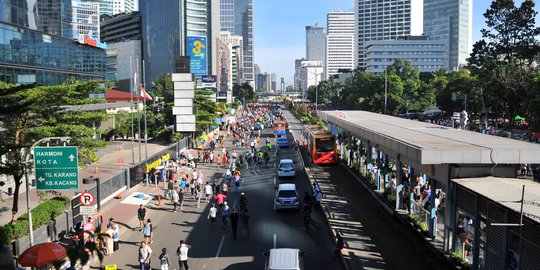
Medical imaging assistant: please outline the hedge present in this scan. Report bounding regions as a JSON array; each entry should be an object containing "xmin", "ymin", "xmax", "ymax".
[{"xmin": 0, "ymin": 196, "xmax": 69, "ymax": 247}]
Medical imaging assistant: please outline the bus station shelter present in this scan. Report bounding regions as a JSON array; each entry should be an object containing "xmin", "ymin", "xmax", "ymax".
[{"xmin": 319, "ymin": 110, "xmax": 540, "ymax": 270}]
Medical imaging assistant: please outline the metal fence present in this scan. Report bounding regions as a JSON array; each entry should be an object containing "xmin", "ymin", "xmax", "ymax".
[{"xmin": 128, "ymin": 137, "xmax": 189, "ymax": 187}]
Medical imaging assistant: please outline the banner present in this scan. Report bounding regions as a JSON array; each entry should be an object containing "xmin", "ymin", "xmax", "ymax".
[{"xmin": 187, "ymin": 36, "xmax": 207, "ymax": 76}]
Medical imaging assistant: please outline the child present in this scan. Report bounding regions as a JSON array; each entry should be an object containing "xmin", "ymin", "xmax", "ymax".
[{"xmin": 159, "ymin": 248, "xmax": 170, "ymax": 270}]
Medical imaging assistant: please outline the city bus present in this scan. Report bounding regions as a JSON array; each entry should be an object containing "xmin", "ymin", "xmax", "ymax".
[
  {"xmin": 274, "ymin": 120, "xmax": 287, "ymax": 136},
  {"xmin": 302, "ymin": 125, "xmax": 323, "ymax": 147},
  {"xmin": 306, "ymin": 130, "xmax": 338, "ymax": 165}
]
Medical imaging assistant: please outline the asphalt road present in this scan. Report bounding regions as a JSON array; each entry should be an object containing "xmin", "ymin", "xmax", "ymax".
[{"xmin": 95, "ymin": 121, "xmax": 339, "ymax": 269}]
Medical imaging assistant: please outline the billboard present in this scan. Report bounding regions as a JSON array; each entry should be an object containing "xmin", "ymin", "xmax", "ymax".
[{"xmin": 187, "ymin": 36, "xmax": 207, "ymax": 76}]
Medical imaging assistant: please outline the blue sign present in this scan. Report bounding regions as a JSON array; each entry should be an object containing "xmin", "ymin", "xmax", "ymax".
[
  {"xmin": 187, "ymin": 36, "xmax": 207, "ymax": 76},
  {"xmin": 202, "ymin": 75, "xmax": 217, "ymax": 83}
]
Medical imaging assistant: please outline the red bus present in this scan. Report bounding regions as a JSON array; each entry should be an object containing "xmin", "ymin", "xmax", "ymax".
[
  {"xmin": 273, "ymin": 120, "xmax": 287, "ymax": 136},
  {"xmin": 306, "ymin": 129, "xmax": 337, "ymax": 165}
]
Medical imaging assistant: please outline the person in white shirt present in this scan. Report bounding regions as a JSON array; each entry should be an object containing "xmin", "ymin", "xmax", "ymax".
[
  {"xmin": 176, "ymin": 240, "xmax": 191, "ymax": 269},
  {"xmin": 208, "ymin": 204, "xmax": 218, "ymax": 227},
  {"xmin": 204, "ymin": 183, "xmax": 213, "ymax": 203},
  {"xmin": 139, "ymin": 241, "xmax": 152, "ymax": 270}
]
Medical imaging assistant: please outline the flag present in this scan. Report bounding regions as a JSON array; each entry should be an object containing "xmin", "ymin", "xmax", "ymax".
[
  {"xmin": 140, "ymin": 86, "xmax": 153, "ymax": 101},
  {"xmin": 133, "ymin": 62, "xmax": 138, "ymax": 93}
]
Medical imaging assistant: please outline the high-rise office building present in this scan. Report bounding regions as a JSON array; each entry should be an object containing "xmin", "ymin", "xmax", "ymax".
[
  {"xmin": 141, "ymin": 0, "xmax": 219, "ymax": 89},
  {"xmin": 298, "ymin": 60, "xmax": 323, "ymax": 96},
  {"xmin": 326, "ymin": 11, "xmax": 355, "ymax": 78},
  {"xmin": 72, "ymin": 1, "xmax": 100, "ymax": 42},
  {"xmin": 101, "ymin": 12, "xmax": 142, "ymax": 82},
  {"xmin": 100, "ymin": 11, "xmax": 141, "ymax": 43},
  {"xmin": 0, "ymin": 0, "xmax": 105, "ymax": 85},
  {"xmin": 140, "ymin": 0, "xmax": 182, "ymax": 89},
  {"xmin": 220, "ymin": 31, "xmax": 243, "ymax": 84},
  {"xmin": 306, "ymin": 25, "xmax": 326, "ymax": 61},
  {"xmin": 220, "ymin": 0, "xmax": 254, "ymax": 86},
  {"xmin": 253, "ymin": 63, "xmax": 260, "ymax": 88},
  {"xmin": 354, "ymin": 0, "xmax": 423, "ymax": 68},
  {"xmin": 423, "ymin": 0, "xmax": 472, "ymax": 71},
  {"xmin": 82, "ymin": 0, "xmax": 135, "ymax": 16},
  {"xmin": 185, "ymin": 0, "xmax": 220, "ymax": 79},
  {"xmin": 113, "ymin": 0, "xmax": 135, "ymax": 15},
  {"xmin": 364, "ymin": 36, "xmax": 447, "ymax": 74}
]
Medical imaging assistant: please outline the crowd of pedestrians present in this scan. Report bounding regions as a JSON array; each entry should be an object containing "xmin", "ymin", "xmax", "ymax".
[{"xmin": 133, "ymin": 105, "xmax": 283, "ymax": 269}]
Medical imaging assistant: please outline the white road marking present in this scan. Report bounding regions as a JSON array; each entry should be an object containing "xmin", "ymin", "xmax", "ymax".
[
  {"xmin": 215, "ymin": 235, "xmax": 225, "ymax": 258},
  {"xmin": 273, "ymin": 234, "xmax": 277, "ymax": 248},
  {"xmin": 274, "ymin": 177, "xmax": 276, "ymax": 185}
]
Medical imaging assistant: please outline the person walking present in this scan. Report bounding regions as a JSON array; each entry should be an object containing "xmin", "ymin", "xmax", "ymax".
[
  {"xmin": 222, "ymin": 182, "xmax": 228, "ymax": 196},
  {"xmin": 208, "ymin": 204, "xmax": 218, "ymax": 227},
  {"xmin": 143, "ymin": 219, "xmax": 153, "ymax": 244},
  {"xmin": 172, "ymin": 188, "xmax": 180, "ymax": 212},
  {"xmin": 222, "ymin": 202, "xmax": 230, "ymax": 229},
  {"xmin": 216, "ymin": 154, "xmax": 222, "ymax": 170},
  {"xmin": 230, "ymin": 208, "xmax": 239, "ymax": 240},
  {"xmin": 138, "ymin": 241, "xmax": 152, "ymax": 270},
  {"xmin": 205, "ymin": 182, "xmax": 213, "ymax": 203},
  {"xmin": 195, "ymin": 185, "xmax": 202, "ymax": 208},
  {"xmin": 137, "ymin": 205, "xmax": 146, "ymax": 230},
  {"xmin": 159, "ymin": 248, "xmax": 170, "ymax": 270},
  {"xmin": 215, "ymin": 192, "xmax": 227, "ymax": 211},
  {"xmin": 109, "ymin": 218, "xmax": 120, "ymax": 252},
  {"xmin": 176, "ymin": 240, "xmax": 191, "ymax": 270}
]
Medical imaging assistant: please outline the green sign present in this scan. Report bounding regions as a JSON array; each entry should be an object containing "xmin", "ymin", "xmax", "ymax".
[{"xmin": 34, "ymin": 146, "xmax": 79, "ymax": 190}]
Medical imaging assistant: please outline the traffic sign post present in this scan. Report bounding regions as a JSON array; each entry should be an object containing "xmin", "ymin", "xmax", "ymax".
[{"xmin": 34, "ymin": 146, "xmax": 79, "ymax": 190}]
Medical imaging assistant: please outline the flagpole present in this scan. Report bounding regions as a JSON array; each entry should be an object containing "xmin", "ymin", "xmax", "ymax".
[
  {"xmin": 143, "ymin": 60, "xmax": 148, "ymax": 159},
  {"xmin": 137, "ymin": 58, "xmax": 142, "ymax": 162},
  {"xmin": 130, "ymin": 57, "xmax": 135, "ymax": 165}
]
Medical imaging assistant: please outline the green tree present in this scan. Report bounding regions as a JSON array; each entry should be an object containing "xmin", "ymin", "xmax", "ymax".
[
  {"xmin": 194, "ymin": 90, "xmax": 217, "ymax": 134},
  {"xmin": 0, "ymin": 81, "xmax": 107, "ymax": 221},
  {"xmin": 468, "ymin": 0, "xmax": 540, "ymax": 125},
  {"xmin": 151, "ymin": 74, "xmax": 175, "ymax": 125},
  {"xmin": 435, "ymin": 70, "xmax": 478, "ymax": 114},
  {"xmin": 306, "ymin": 77, "xmax": 341, "ymax": 107},
  {"xmin": 232, "ymin": 82, "xmax": 255, "ymax": 103}
]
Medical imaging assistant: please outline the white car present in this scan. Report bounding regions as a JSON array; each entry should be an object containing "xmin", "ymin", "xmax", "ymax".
[
  {"xmin": 274, "ymin": 183, "xmax": 300, "ymax": 210},
  {"xmin": 277, "ymin": 159, "xmax": 295, "ymax": 178},
  {"xmin": 264, "ymin": 248, "xmax": 305, "ymax": 270}
]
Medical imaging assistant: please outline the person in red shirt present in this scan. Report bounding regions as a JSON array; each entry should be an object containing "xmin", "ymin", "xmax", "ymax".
[
  {"xmin": 216, "ymin": 155, "xmax": 222, "ymax": 170},
  {"xmin": 215, "ymin": 193, "xmax": 227, "ymax": 211}
]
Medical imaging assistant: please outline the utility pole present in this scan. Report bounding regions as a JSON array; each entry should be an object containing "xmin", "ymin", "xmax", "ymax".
[{"xmin": 384, "ymin": 68, "xmax": 388, "ymax": 114}]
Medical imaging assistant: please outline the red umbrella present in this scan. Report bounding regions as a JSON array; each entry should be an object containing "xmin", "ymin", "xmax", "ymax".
[{"xmin": 18, "ymin": 242, "xmax": 67, "ymax": 267}]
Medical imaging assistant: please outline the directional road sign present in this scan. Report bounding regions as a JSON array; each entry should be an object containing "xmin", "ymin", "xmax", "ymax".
[{"xmin": 34, "ymin": 146, "xmax": 79, "ymax": 190}]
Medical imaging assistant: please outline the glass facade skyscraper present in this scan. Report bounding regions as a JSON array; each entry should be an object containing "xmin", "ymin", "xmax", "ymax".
[
  {"xmin": 423, "ymin": 0, "xmax": 472, "ymax": 71},
  {"xmin": 0, "ymin": 0, "xmax": 106, "ymax": 85},
  {"xmin": 140, "ymin": 0, "xmax": 182, "ymax": 89},
  {"xmin": 220, "ymin": 0, "xmax": 253, "ymax": 85}
]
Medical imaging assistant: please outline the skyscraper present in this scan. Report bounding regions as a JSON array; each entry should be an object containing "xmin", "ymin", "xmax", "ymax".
[
  {"xmin": 423, "ymin": 0, "xmax": 472, "ymax": 71},
  {"xmin": 220, "ymin": 0, "xmax": 254, "ymax": 86},
  {"xmin": 306, "ymin": 25, "xmax": 326, "ymax": 62},
  {"xmin": 82, "ymin": 0, "xmax": 135, "ymax": 16},
  {"xmin": 140, "ymin": 0, "xmax": 182, "ymax": 89},
  {"xmin": 220, "ymin": 31, "xmax": 244, "ymax": 84},
  {"xmin": 326, "ymin": 11, "xmax": 355, "ymax": 78},
  {"xmin": 72, "ymin": 1, "xmax": 100, "ymax": 41},
  {"xmin": 354, "ymin": 0, "xmax": 423, "ymax": 68},
  {"xmin": 141, "ymin": 0, "xmax": 219, "ymax": 89}
]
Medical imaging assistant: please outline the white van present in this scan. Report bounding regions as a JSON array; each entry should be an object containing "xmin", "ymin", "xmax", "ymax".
[{"xmin": 264, "ymin": 248, "xmax": 305, "ymax": 270}]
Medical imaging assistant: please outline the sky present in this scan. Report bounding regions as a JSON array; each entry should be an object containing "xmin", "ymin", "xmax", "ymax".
[{"xmin": 253, "ymin": 0, "xmax": 540, "ymax": 87}]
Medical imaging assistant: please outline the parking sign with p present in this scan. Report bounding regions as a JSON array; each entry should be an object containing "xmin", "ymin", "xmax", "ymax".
[{"xmin": 80, "ymin": 192, "xmax": 95, "ymax": 206}]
